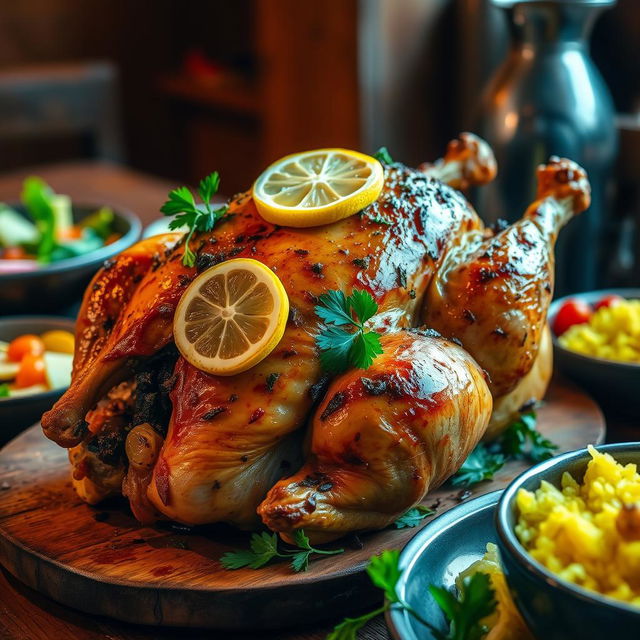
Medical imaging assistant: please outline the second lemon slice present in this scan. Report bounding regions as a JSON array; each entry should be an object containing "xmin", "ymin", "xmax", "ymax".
[
  {"xmin": 253, "ymin": 148, "xmax": 384, "ymax": 228},
  {"xmin": 174, "ymin": 259, "xmax": 289, "ymax": 376}
]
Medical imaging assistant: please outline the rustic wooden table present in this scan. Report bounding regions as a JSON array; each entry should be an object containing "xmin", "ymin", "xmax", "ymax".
[{"xmin": 0, "ymin": 162, "xmax": 636, "ymax": 640}]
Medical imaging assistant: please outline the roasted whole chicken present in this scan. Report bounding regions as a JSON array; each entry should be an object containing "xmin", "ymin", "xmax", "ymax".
[{"xmin": 42, "ymin": 134, "xmax": 590, "ymax": 543}]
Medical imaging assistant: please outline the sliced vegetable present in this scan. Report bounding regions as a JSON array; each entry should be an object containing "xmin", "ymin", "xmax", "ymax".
[
  {"xmin": 15, "ymin": 354, "xmax": 46, "ymax": 388},
  {"xmin": 0, "ymin": 357, "xmax": 19, "ymax": 381},
  {"xmin": 0, "ymin": 205, "xmax": 38, "ymax": 247},
  {"xmin": 43, "ymin": 351, "xmax": 73, "ymax": 389},
  {"xmin": 552, "ymin": 299, "xmax": 592, "ymax": 336},
  {"xmin": 7, "ymin": 334, "xmax": 45, "ymax": 363},
  {"xmin": 21, "ymin": 177, "xmax": 57, "ymax": 263},
  {"xmin": 41, "ymin": 330, "xmax": 75, "ymax": 355},
  {"xmin": 80, "ymin": 207, "xmax": 115, "ymax": 240},
  {"xmin": 594, "ymin": 294, "xmax": 623, "ymax": 311},
  {"xmin": 51, "ymin": 194, "xmax": 73, "ymax": 238}
]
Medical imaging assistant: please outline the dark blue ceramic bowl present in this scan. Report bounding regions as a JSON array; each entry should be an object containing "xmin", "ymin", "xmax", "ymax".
[
  {"xmin": 0, "ymin": 315, "xmax": 75, "ymax": 444},
  {"xmin": 386, "ymin": 491, "xmax": 502, "ymax": 639},
  {"xmin": 496, "ymin": 443, "xmax": 640, "ymax": 640},
  {"xmin": 0, "ymin": 203, "xmax": 140, "ymax": 315},
  {"xmin": 549, "ymin": 288, "xmax": 640, "ymax": 416}
]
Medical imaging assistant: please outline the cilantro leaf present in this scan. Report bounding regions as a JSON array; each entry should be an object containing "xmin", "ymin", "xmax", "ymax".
[
  {"xmin": 326, "ymin": 606, "xmax": 386, "ymax": 640},
  {"xmin": 220, "ymin": 531, "xmax": 280, "ymax": 569},
  {"xmin": 373, "ymin": 147, "xmax": 394, "ymax": 164},
  {"xmin": 0, "ymin": 383, "xmax": 9, "ymax": 398},
  {"xmin": 290, "ymin": 550, "xmax": 312, "ymax": 573},
  {"xmin": 160, "ymin": 172, "xmax": 228, "ymax": 267},
  {"xmin": 367, "ymin": 549, "xmax": 402, "ymax": 604},
  {"xmin": 429, "ymin": 572, "xmax": 496, "ymax": 640},
  {"xmin": 317, "ymin": 326, "xmax": 358, "ymax": 373},
  {"xmin": 315, "ymin": 289, "xmax": 383, "ymax": 372},
  {"xmin": 393, "ymin": 505, "xmax": 435, "ymax": 529},
  {"xmin": 221, "ymin": 528, "xmax": 343, "ymax": 573},
  {"xmin": 21, "ymin": 177, "xmax": 56, "ymax": 263},
  {"xmin": 349, "ymin": 289, "xmax": 378, "ymax": 324},
  {"xmin": 499, "ymin": 411, "xmax": 555, "ymax": 462},
  {"xmin": 451, "ymin": 444, "xmax": 505, "ymax": 487},
  {"xmin": 349, "ymin": 331, "xmax": 383, "ymax": 370},
  {"xmin": 315, "ymin": 290, "xmax": 357, "ymax": 327},
  {"xmin": 452, "ymin": 411, "xmax": 556, "ymax": 488}
]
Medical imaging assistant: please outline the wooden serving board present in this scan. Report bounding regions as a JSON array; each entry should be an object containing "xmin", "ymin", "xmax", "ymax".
[{"xmin": 0, "ymin": 376, "xmax": 604, "ymax": 631}]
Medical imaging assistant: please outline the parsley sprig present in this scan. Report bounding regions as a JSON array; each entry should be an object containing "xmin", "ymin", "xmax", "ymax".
[
  {"xmin": 160, "ymin": 172, "xmax": 228, "ymax": 267},
  {"xmin": 315, "ymin": 289, "xmax": 383, "ymax": 372},
  {"xmin": 327, "ymin": 550, "xmax": 496, "ymax": 640},
  {"xmin": 220, "ymin": 529, "xmax": 344, "ymax": 573},
  {"xmin": 373, "ymin": 147, "xmax": 394, "ymax": 165},
  {"xmin": 452, "ymin": 411, "xmax": 557, "ymax": 487},
  {"xmin": 392, "ymin": 505, "xmax": 435, "ymax": 529}
]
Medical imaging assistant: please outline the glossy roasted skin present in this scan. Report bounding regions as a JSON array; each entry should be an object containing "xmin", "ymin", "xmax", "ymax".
[
  {"xmin": 42, "ymin": 136, "xmax": 590, "ymax": 543},
  {"xmin": 258, "ymin": 331, "xmax": 492, "ymax": 544},
  {"xmin": 42, "ymin": 207, "xmax": 270, "ymax": 447},
  {"xmin": 422, "ymin": 158, "xmax": 590, "ymax": 398},
  {"xmin": 145, "ymin": 166, "xmax": 480, "ymax": 528}
]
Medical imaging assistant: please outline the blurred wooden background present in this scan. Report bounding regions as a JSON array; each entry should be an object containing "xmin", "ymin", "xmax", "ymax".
[{"xmin": 0, "ymin": 0, "xmax": 637, "ymax": 195}]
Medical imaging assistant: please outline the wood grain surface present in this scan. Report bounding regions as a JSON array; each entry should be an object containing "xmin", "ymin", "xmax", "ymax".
[{"xmin": 0, "ymin": 375, "xmax": 604, "ymax": 633}]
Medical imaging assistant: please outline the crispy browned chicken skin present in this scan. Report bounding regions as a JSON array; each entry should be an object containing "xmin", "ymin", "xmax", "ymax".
[{"xmin": 42, "ymin": 137, "xmax": 590, "ymax": 543}]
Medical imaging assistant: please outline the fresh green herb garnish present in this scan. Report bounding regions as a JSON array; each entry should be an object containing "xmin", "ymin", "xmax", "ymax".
[
  {"xmin": 373, "ymin": 147, "xmax": 394, "ymax": 165},
  {"xmin": 21, "ymin": 177, "xmax": 56, "ymax": 263},
  {"xmin": 0, "ymin": 383, "xmax": 10, "ymax": 398},
  {"xmin": 220, "ymin": 529, "xmax": 343, "ymax": 573},
  {"xmin": 327, "ymin": 550, "xmax": 496, "ymax": 640},
  {"xmin": 428, "ymin": 573, "xmax": 497, "ymax": 640},
  {"xmin": 160, "ymin": 172, "xmax": 228, "ymax": 268},
  {"xmin": 500, "ymin": 411, "xmax": 557, "ymax": 462},
  {"xmin": 315, "ymin": 289, "xmax": 383, "ymax": 372},
  {"xmin": 365, "ymin": 212, "xmax": 392, "ymax": 226},
  {"xmin": 452, "ymin": 445, "xmax": 505, "ymax": 487},
  {"xmin": 452, "ymin": 411, "xmax": 556, "ymax": 487},
  {"xmin": 393, "ymin": 505, "xmax": 435, "ymax": 529}
]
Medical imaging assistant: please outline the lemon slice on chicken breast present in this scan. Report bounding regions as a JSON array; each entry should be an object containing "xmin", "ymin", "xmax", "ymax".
[
  {"xmin": 174, "ymin": 259, "xmax": 289, "ymax": 376},
  {"xmin": 253, "ymin": 148, "xmax": 384, "ymax": 227}
]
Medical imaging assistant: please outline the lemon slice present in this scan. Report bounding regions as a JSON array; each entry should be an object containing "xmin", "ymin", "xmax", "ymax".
[
  {"xmin": 174, "ymin": 258, "xmax": 289, "ymax": 376},
  {"xmin": 253, "ymin": 148, "xmax": 384, "ymax": 227}
]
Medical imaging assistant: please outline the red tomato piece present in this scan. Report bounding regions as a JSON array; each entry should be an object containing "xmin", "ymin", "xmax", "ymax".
[
  {"xmin": 594, "ymin": 294, "xmax": 623, "ymax": 311},
  {"xmin": 552, "ymin": 299, "xmax": 592, "ymax": 336},
  {"xmin": 6, "ymin": 334, "xmax": 45, "ymax": 363},
  {"xmin": 15, "ymin": 354, "xmax": 46, "ymax": 388}
]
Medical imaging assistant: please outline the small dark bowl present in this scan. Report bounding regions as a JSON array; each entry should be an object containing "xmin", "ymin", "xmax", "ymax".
[
  {"xmin": 0, "ymin": 315, "xmax": 75, "ymax": 445},
  {"xmin": 496, "ymin": 443, "xmax": 640, "ymax": 640},
  {"xmin": 549, "ymin": 288, "xmax": 640, "ymax": 416},
  {"xmin": 0, "ymin": 203, "xmax": 141, "ymax": 315},
  {"xmin": 387, "ymin": 491, "xmax": 502, "ymax": 640}
]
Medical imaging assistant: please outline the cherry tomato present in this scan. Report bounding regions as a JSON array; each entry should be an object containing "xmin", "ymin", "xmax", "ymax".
[
  {"xmin": 7, "ymin": 334, "xmax": 45, "ymax": 363},
  {"xmin": 594, "ymin": 294, "xmax": 623, "ymax": 311},
  {"xmin": 2, "ymin": 246, "xmax": 29, "ymax": 260},
  {"xmin": 15, "ymin": 354, "xmax": 46, "ymax": 388},
  {"xmin": 552, "ymin": 299, "xmax": 592, "ymax": 336}
]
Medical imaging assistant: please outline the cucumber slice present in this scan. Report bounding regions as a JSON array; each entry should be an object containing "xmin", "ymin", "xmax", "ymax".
[
  {"xmin": 0, "ymin": 206, "xmax": 38, "ymax": 247},
  {"xmin": 43, "ymin": 351, "xmax": 73, "ymax": 389}
]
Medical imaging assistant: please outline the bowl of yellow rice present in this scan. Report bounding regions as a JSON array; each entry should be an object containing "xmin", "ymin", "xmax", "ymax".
[
  {"xmin": 549, "ymin": 288, "xmax": 640, "ymax": 415},
  {"xmin": 496, "ymin": 443, "xmax": 640, "ymax": 640}
]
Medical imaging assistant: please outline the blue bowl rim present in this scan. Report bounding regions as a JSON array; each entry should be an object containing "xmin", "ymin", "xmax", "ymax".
[
  {"xmin": 496, "ymin": 442, "xmax": 640, "ymax": 617},
  {"xmin": 0, "ymin": 202, "xmax": 141, "ymax": 280},
  {"xmin": 386, "ymin": 490, "xmax": 503, "ymax": 640},
  {"xmin": 548, "ymin": 287, "xmax": 640, "ymax": 371},
  {"xmin": 0, "ymin": 315, "xmax": 75, "ymax": 407}
]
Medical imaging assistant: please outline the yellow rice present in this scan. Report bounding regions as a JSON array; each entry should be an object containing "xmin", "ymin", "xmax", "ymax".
[
  {"xmin": 515, "ymin": 445, "xmax": 640, "ymax": 606},
  {"xmin": 558, "ymin": 299, "xmax": 640, "ymax": 363}
]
